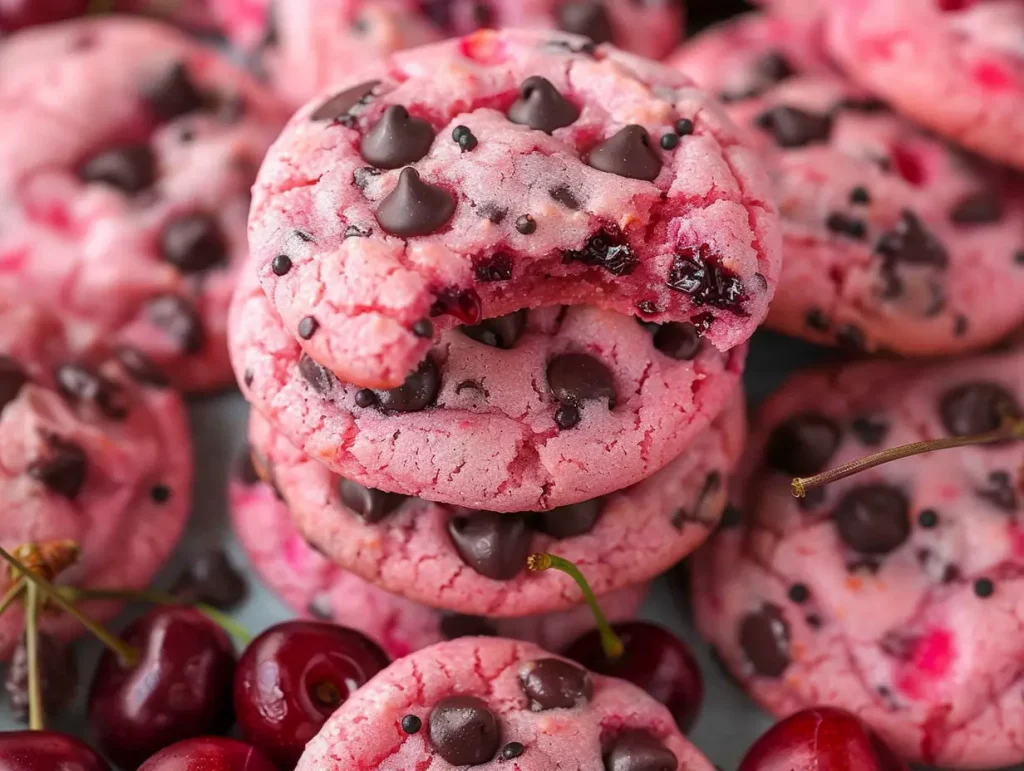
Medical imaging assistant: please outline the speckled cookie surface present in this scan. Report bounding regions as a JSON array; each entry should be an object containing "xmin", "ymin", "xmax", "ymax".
[
  {"xmin": 250, "ymin": 27, "xmax": 780, "ymax": 390},
  {"xmin": 230, "ymin": 464, "xmax": 647, "ymax": 657},
  {"xmin": 826, "ymin": 0, "xmax": 1024, "ymax": 171},
  {"xmin": 0, "ymin": 300, "xmax": 192, "ymax": 661},
  {"xmin": 231, "ymin": 267, "xmax": 745, "ymax": 511},
  {"xmin": 672, "ymin": 22, "xmax": 1024, "ymax": 356},
  {"xmin": 692, "ymin": 351, "xmax": 1024, "ymax": 768},
  {"xmin": 247, "ymin": 389, "xmax": 743, "ymax": 616},
  {"xmin": 296, "ymin": 637, "xmax": 716, "ymax": 771},
  {"xmin": 0, "ymin": 18, "xmax": 287, "ymax": 392}
]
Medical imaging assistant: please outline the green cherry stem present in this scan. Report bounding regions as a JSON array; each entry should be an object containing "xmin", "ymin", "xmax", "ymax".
[
  {"xmin": 0, "ymin": 578, "xmax": 26, "ymax": 619},
  {"xmin": 24, "ymin": 582, "xmax": 43, "ymax": 732},
  {"xmin": 527, "ymin": 553, "xmax": 624, "ymax": 660}
]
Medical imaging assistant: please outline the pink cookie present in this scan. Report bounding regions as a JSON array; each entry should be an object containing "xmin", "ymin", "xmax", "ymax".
[
  {"xmin": 0, "ymin": 18, "xmax": 288, "ymax": 392},
  {"xmin": 249, "ymin": 28, "xmax": 780, "ymax": 390},
  {"xmin": 231, "ymin": 267, "xmax": 745, "ymax": 511},
  {"xmin": 230, "ymin": 459, "xmax": 647, "ymax": 657},
  {"xmin": 297, "ymin": 637, "xmax": 715, "ymax": 771},
  {"xmin": 246, "ymin": 388, "xmax": 744, "ymax": 617},
  {"xmin": 692, "ymin": 351, "xmax": 1024, "ymax": 768},
  {"xmin": 0, "ymin": 300, "xmax": 192, "ymax": 661},
  {"xmin": 827, "ymin": 0, "xmax": 1024, "ymax": 171}
]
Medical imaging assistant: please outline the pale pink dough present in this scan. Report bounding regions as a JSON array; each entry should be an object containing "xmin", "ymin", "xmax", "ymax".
[
  {"xmin": 692, "ymin": 351, "xmax": 1024, "ymax": 768},
  {"xmin": 230, "ymin": 468, "xmax": 647, "ymax": 657},
  {"xmin": 672, "ymin": 20, "xmax": 1024, "ymax": 356},
  {"xmin": 0, "ymin": 18, "xmax": 288, "ymax": 392},
  {"xmin": 297, "ymin": 637, "xmax": 716, "ymax": 771},
  {"xmin": 231, "ymin": 269, "xmax": 745, "ymax": 511},
  {"xmin": 0, "ymin": 300, "xmax": 192, "ymax": 661},
  {"xmin": 250, "ymin": 28, "xmax": 780, "ymax": 390},
  {"xmin": 827, "ymin": 0, "xmax": 1024, "ymax": 170},
  {"xmin": 246, "ymin": 392, "xmax": 744, "ymax": 617}
]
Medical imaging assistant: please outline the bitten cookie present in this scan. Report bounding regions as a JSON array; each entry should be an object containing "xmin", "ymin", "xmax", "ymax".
[
  {"xmin": 0, "ymin": 300, "xmax": 192, "ymax": 660},
  {"xmin": 693, "ymin": 351, "xmax": 1024, "ymax": 768},
  {"xmin": 296, "ymin": 637, "xmax": 715, "ymax": 771},
  {"xmin": 250, "ymin": 27, "xmax": 780, "ymax": 389},
  {"xmin": 0, "ymin": 18, "xmax": 288, "ymax": 391}
]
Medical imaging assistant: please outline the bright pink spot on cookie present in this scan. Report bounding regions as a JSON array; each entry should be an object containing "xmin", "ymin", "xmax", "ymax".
[
  {"xmin": 1009, "ymin": 525, "xmax": 1024, "ymax": 557},
  {"xmin": 24, "ymin": 199, "xmax": 72, "ymax": 231},
  {"xmin": 972, "ymin": 60, "xmax": 1015, "ymax": 91},
  {"xmin": 0, "ymin": 247, "xmax": 29, "ymax": 272},
  {"xmin": 936, "ymin": 0, "xmax": 976, "ymax": 11},
  {"xmin": 285, "ymin": 535, "xmax": 313, "ymax": 569},
  {"xmin": 936, "ymin": 484, "xmax": 959, "ymax": 501},
  {"xmin": 895, "ymin": 628, "xmax": 955, "ymax": 699},
  {"xmin": 890, "ymin": 144, "xmax": 927, "ymax": 186}
]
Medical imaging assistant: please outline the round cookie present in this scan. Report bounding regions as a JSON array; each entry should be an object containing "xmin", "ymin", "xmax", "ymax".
[
  {"xmin": 826, "ymin": 0, "xmax": 1024, "ymax": 171},
  {"xmin": 692, "ymin": 351, "xmax": 1024, "ymax": 768},
  {"xmin": 296, "ymin": 637, "xmax": 716, "ymax": 771},
  {"xmin": 0, "ymin": 300, "xmax": 192, "ymax": 661},
  {"xmin": 230, "ymin": 458, "xmax": 648, "ymax": 657},
  {"xmin": 246, "ymin": 389, "xmax": 744, "ymax": 617},
  {"xmin": 250, "ymin": 27, "xmax": 780, "ymax": 390},
  {"xmin": 0, "ymin": 18, "xmax": 288, "ymax": 392},
  {"xmin": 231, "ymin": 268, "xmax": 745, "ymax": 511}
]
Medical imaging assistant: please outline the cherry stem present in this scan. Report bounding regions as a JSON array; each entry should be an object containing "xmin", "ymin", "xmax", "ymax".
[
  {"xmin": 24, "ymin": 582, "xmax": 43, "ymax": 732},
  {"xmin": 0, "ymin": 578, "xmax": 25, "ymax": 618},
  {"xmin": 527, "ymin": 553, "xmax": 624, "ymax": 660},
  {"xmin": 0, "ymin": 546, "xmax": 139, "ymax": 668},
  {"xmin": 793, "ymin": 420, "xmax": 1024, "ymax": 497}
]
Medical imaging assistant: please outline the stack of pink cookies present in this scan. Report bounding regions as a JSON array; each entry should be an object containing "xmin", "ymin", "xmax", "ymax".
[{"xmin": 229, "ymin": 26, "xmax": 782, "ymax": 660}]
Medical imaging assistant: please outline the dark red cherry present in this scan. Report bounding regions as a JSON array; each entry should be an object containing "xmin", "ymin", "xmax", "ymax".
[
  {"xmin": 739, "ymin": 707, "xmax": 909, "ymax": 771},
  {"xmin": 233, "ymin": 621, "xmax": 390, "ymax": 769},
  {"xmin": 88, "ymin": 607, "xmax": 237, "ymax": 769},
  {"xmin": 0, "ymin": 731, "xmax": 111, "ymax": 771},
  {"xmin": 563, "ymin": 621, "xmax": 704, "ymax": 732},
  {"xmin": 138, "ymin": 738, "xmax": 278, "ymax": 771},
  {"xmin": 0, "ymin": 0, "xmax": 88, "ymax": 31}
]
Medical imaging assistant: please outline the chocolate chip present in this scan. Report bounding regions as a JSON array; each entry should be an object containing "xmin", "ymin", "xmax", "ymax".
[
  {"xmin": 562, "ymin": 226, "xmax": 638, "ymax": 276},
  {"xmin": 587, "ymin": 125, "xmax": 662, "ymax": 181},
  {"xmin": 271, "ymin": 255, "xmax": 292, "ymax": 275},
  {"xmin": 460, "ymin": 311, "xmax": 527, "ymax": 349},
  {"xmin": 376, "ymin": 168, "xmax": 455, "ymax": 237},
  {"xmin": 850, "ymin": 186, "xmax": 871, "ymax": 205},
  {"xmin": 765, "ymin": 414, "xmax": 841, "ymax": 476},
  {"xmin": 875, "ymin": 211, "xmax": 948, "ymax": 269},
  {"xmin": 660, "ymin": 133, "xmax": 679, "ymax": 150},
  {"xmin": 454, "ymin": 126, "xmax": 478, "ymax": 152},
  {"xmin": 974, "ymin": 578, "xmax": 995, "ymax": 598},
  {"xmin": 555, "ymin": 405, "xmax": 580, "ymax": 429},
  {"xmin": 474, "ymin": 252, "xmax": 513, "ymax": 282},
  {"xmin": 0, "ymin": 356, "xmax": 28, "ymax": 411},
  {"xmin": 160, "ymin": 213, "xmax": 227, "ymax": 273},
  {"xmin": 4, "ymin": 633, "xmax": 77, "ymax": 723},
  {"xmin": 28, "ymin": 437, "xmax": 88, "ymax": 499},
  {"xmin": 520, "ymin": 658, "xmax": 593, "ymax": 710},
  {"xmin": 361, "ymin": 105, "xmax": 435, "ymax": 168},
  {"xmin": 515, "ymin": 215, "xmax": 537, "ymax": 235},
  {"xmin": 376, "ymin": 356, "xmax": 440, "ymax": 412},
  {"xmin": 170, "ymin": 550, "xmax": 247, "ymax": 610},
  {"xmin": 143, "ymin": 62, "xmax": 204, "ymax": 121},
  {"xmin": 950, "ymin": 192, "xmax": 1003, "ymax": 225},
  {"xmin": 78, "ymin": 144, "xmax": 156, "ymax": 194},
  {"xmin": 532, "ymin": 499, "xmax": 603, "ymax": 539},
  {"xmin": 675, "ymin": 118, "xmax": 694, "ymax": 136},
  {"xmin": 448, "ymin": 511, "xmax": 532, "ymax": 580},
  {"xmin": 978, "ymin": 470, "xmax": 1018, "ymax": 512},
  {"xmin": 147, "ymin": 294, "xmax": 204, "ymax": 353},
  {"xmin": 652, "ymin": 322, "xmax": 701, "ymax": 360},
  {"xmin": 115, "ymin": 346, "xmax": 169, "ymax": 388},
  {"xmin": 805, "ymin": 308, "xmax": 830, "ymax": 332},
  {"xmin": 833, "ymin": 484, "xmax": 910, "ymax": 555},
  {"xmin": 311, "ymin": 80, "xmax": 380, "ymax": 122},
  {"xmin": 428, "ymin": 696, "xmax": 500, "ymax": 766},
  {"xmin": 55, "ymin": 363, "xmax": 127, "ymax": 420},
  {"xmin": 298, "ymin": 316, "xmax": 318, "ymax": 339},
  {"xmin": 440, "ymin": 614, "xmax": 498, "ymax": 640},
  {"xmin": 355, "ymin": 389, "xmax": 377, "ymax": 408},
  {"xmin": 298, "ymin": 353, "xmax": 335, "ymax": 394},
  {"xmin": 787, "ymin": 584, "xmax": 810, "ymax": 603},
  {"xmin": 502, "ymin": 742, "xmax": 525, "ymax": 760},
  {"xmin": 557, "ymin": 1, "xmax": 613, "ymax": 43},
  {"xmin": 507, "ymin": 76, "xmax": 580, "ymax": 133},
  {"xmin": 755, "ymin": 105, "xmax": 832, "ymax": 147},
  {"xmin": 547, "ymin": 353, "xmax": 617, "ymax": 411},
  {"xmin": 850, "ymin": 416, "xmax": 888, "ymax": 446},
  {"xmin": 667, "ymin": 245, "xmax": 747, "ymax": 311},
  {"xmin": 826, "ymin": 212, "xmax": 867, "ymax": 240},
  {"xmin": 940, "ymin": 382, "xmax": 1021, "ymax": 436},
  {"xmin": 738, "ymin": 603, "xmax": 790, "ymax": 677},
  {"xmin": 339, "ymin": 478, "xmax": 406, "ymax": 523},
  {"xmin": 918, "ymin": 509, "xmax": 939, "ymax": 528},
  {"xmin": 753, "ymin": 51, "xmax": 794, "ymax": 84},
  {"xmin": 604, "ymin": 731, "xmax": 677, "ymax": 771},
  {"xmin": 549, "ymin": 184, "xmax": 582, "ymax": 210},
  {"xmin": 402, "ymin": 715, "xmax": 422, "ymax": 734}
]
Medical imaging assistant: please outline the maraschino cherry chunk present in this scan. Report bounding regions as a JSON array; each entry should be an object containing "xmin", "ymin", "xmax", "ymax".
[{"xmin": 138, "ymin": 737, "xmax": 278, "ymax": 771}]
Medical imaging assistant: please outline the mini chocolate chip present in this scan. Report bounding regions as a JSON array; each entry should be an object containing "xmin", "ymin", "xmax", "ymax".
[
  {"xmin": 950, "ymin": 192, "xmax": 1003, "ymax": 225},
  {"xmin": 412, "ymin": 319, "xmax": 434, "ymax": 338},
  {"xmin": 448, "ymin": 511, "xmax": 532, "ymax": 580},
  {"xmin": 940, "ymin": 382, "xmax": 1021, "ymax": 436},
  {"xmin": 833, "ymin": 484, "xmax": 911, "ymax": 555},
  {"xmin": 170, "ymin": 550, "xmax": 247, "ymax": 610},
  {"xmin": 150, "ymin": 484, "xmax": 171, "ymax": 503},
  {"xmin": 675, "ymin": 118, "xmax": 694, "ymax": 136},
  {"xmin": 738, "ymin": 603, "xmax": 790, "ymax": 677},
  {"xmin": 850, "ymin": 186, "xmax": 871, "ymax": 205},
  {"xmin": 460, "ymin": 311, "xmax": 526, "ymax": 349},
  {"xmin": 850, "ymin": 416, "xmax": 888, "ymax": 446},
  {"xmin": 547, "ymin": 353, "xmax": 617, "ymax": 410},
  {"xmin": 298, "ymin": 316, "xmax": 319, "ymax": 339},
  {"xmin": 755, "ymin": 105, "xmax": 832, "ymax": 147},
  {"xmin": 515, "ymin": 215, "xmax": 537, "ymax": 235},
  {"xmin": 826, "ymin": 212, "xmax": 867, "ymax": 240},
  {"xmin": 974, "ymin": 578, "xmax": 995, "ymax": 598},
  {"xmin": 604, "ymin": 731, "xmax": 677, "ymax": 771},
  {"xmin": 143, "ymin": 62, "xmax": 204, "ymax": 122},
  {"xmin": 532, "ymin": 498, "xmax": 603, "ymax": 539},
  {"xmin": 563, "ymin": 226, "xmax": 638, "ymax": 276},
  {"xmin": 115, "ymin": 346, "xmax": 169, "ymax": 388},
  {"xmin": 311, "ymin": 80, "xmax": 380, "ymax": 122},
  {"xmin": 555, "ymin": 405, "xmax": 580, "ymax": 429},
  {"xmin": 765, "ymin": 413, "xmax": 842, "ymax": 476},
  {"xmin": 507, "ymin": 76, "xmax": 580, "ymax": 133},
  {"xmin": 272, "ymin": 255, "xmax": 292, "ymax": 275},
  {"xmin": 376, "ymin": 356, "xmax": 440, "ymax": 412},
  {"xmin": 4, "ymin": 633, "xmax": 77, "ymax": 723},
  {"xmin": 78, "ymin": 143, "xmax": 156, "ymax": 194},
  {"xmin": 440, "ymin": 614, "xmax": 498, "ymax": 639},
  {"xmin": 474, "ymin": 252, "xmax": 513, "ymax": 282},
  {"xmin": 660, "ymin": 133, "xmax": 679, "ymax": 150},
  {"xmin": 376, "ymin": 168, "xmax": 455, "ymax": 237},
  {"xmin": 918, "ymin": 509, "xmax": 939, "ymax": 528},
  {"xmin": 520, "ymin": 658, "xmax": 593, "ymax": 711},
  {"xmin": 652, "ymin": 322, "xmax": 701, "ymax": 360},
  {"xmin": 788, "ymin": 584, "xmax": 810, "ymax": 603},
  {"xmin": 146, "ymin": 294, "xmax": 204, "ymax": 353},
  {"xmin": 456, "ymin": 128, "xmax": 478, "ymax": 152},
  {"xmin": 557, "ymin": 1, "xmax": 614, "ymax": 43},
  {"xmin": 502, "ymin": 742, "xmax": 525, "ymax": 760},
  {"xmin": 401, "ymin": 715, "xmax": 422, "ymax": 734},
  {"xmin": 876, "ymin": 211, "xmax": 948, "ymax": 269},
  {"xmin": 339, "ymin": 478, "xmax": 407, "ymax": 523},
  {"xmin": 29, "ymin": 438, "xmax": 87, "ymax": 499},
  {"xmin": 667, "ymin": 245, "xmax": 747, "ymax": 310},
  {"xmin": 428, "ymin": 696, "xmax": 500, "ymax": 766},
  {"xmin": 549, "ymin": 184, "xmax": 582, "ymax": 210},
  {"xmin": 0, "ymin": 357, "xmax": 28, "ymax": 412},
  {"xmin": 355, "ymin": 389, "xmax": 377, "ymax": 408},
  {"xmin": 361, "ymin": 105, "xmax": 435, "ymax": 168},
  {"xmin": 298, "ymin": 353, "xmax": 335, "ymax": 394},
  {"xmin": 587, "ymin": 125, "xmax": 662, "ymax": 181},
  {"xmin": 835, "ymin": 324, "xmax": 866, "ymax": 352},
  {"xmin": 805, "ymin": 308, "xmax": 830, "ymax": 332},
  {"xmin": 160, "ymin": 213, "xmax": 227, "ymax": 273}
]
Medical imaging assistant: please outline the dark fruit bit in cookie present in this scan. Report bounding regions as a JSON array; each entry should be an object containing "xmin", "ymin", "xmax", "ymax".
[
  {"xmin": 339, "ymin": 478, "xmax": 407, "ymax": 523},
  {"xmin": 0, "ymin": 356, "xmax": 28, "ymax": 411},
  {"xmin": 755, "ymin": 105, "xmax": 832, "ymax": 148},
  {"xmin": 805, "ymin": 308, "xmax": 830, "ymax": 332},
  {"xmin": 360, "ymin": 105, "xmax": 435, "ymax": 169},
  {"xmin": 652, "ymin": 322, "xmax": 701, "ymax": 360},
  {"xmin": 376, "ymin": 168, "xmax": 455, "ymax": 237},
  {"xmin": 738, "ymin": 603, "xmax": 790, "ymax": 678},
  {"xmin": 532, "ymin": 498, "xmax": 603, "ymax": 539},
  {"xmin": 475, "ymin": 252, "xmax": 513, "ymax": 281},
  {"xmin": 375, "ymin": 356, "xmax": 441, "ymax": 413},
  {"xmin": 547, "ymin": 353, "xmax": 617, "ymax": 411},
  {"xmin": 940, "ymin": 382, "xmax": 1021, "ymax": 436},
  {"xmin": 160, "ymin": 213, "xmax": 227, "ymax": 274},
  {"xmin": 56, "ymin": 363, "xmax": 128, "ymax": 420},
  {"xmin": 170, "ymin": 550, "xmax": 247, "ymax": 610},
  {"xmin": 147, "ymin": 295, "xmax": 204, "ymax": 353},
  {"xmin": 667, "ymin": 244, "xmax": 747, "ymax": 311},
  {"xmin": 833, "ymin": 484, "xmax": 910, "ymax": 555},
  {"xmin": 507, "ymin": 76, "xmax": 580, "ymax": 133},
  {"xmin": 448, "ymin": 511, "xmax": 532, "ymax": 580},
  {"xmin": 78, "ymin": 144, "xmax": 156, "ymax": 195},
  {"xmin": 298, "ymin": 316, "xmax": 319, "ymax": 339},
  {"xmin": 519, "ymin": 658, "xmax": 593, "ymax": 711},
  {"xmin": 5, "ymin": 633, "xmax": 77, "ymax": 723},
  {"xmin": 116, "ymin": 346, "xmax": 169, "ymax": 387},
  {"xmin": 515, "ymin": 215, "xmax": 537, "ymax": 235},
  {"xmin": 401, "ymin": 715, "xmax": 422, "ymax": 734},
  {"xmin": 271, "ymin": 255, "xmax": 292, "ymax": 275},
  {"xmin": 604, "ymin": 730, "xmax": 677, "ymax": 771},
  {"xmin": 429, "ymin": 696, "xmax": 500, "ymax": 766},
  {"xmin": 143, "ymin": 62, "xmax": 204, "ymax": 122},
  {"xmin": 310, "ymin": 80, "xmax": 380, "ymax": 123},
  {"xmin": 557, "ymin": 1, "xmax": 614, "ymax": 44},
  {"xmin": 949, "ymin": 191, "xmax": 1003, "ymax": 225},
  {"xmin": 502, "ymin": 742, "xmax": 525, "ymax": 760},
  {"xmin": 440, "ymin": 614, "xmax": 499, "ymax": 640},
  {"xmin": 29, "ymin": 437, "xmax": 87, "ymax": 499},
  {"xmin": 876, "ymin": 211, "xmax": 948, "ymax": 269},
  {"xmin": 299, "ymin": 353, "xmax": 335, "ymax": 394},
  {"xmin": 587, "ymin": 125, "xmax": 662, "ymax": 181},
  {"xmin": 430, "ymin": 287, "xmax": 483, "ymax": 324},
  {"xmin": 977, "ymin": 470, "xmax": 1018, "ymax": 512},
  {"xmin": 562, "ymin": 226, "xmax": 638, "ymax": 276},
  {"xmin": 460, "ymin": 310, "xmax": 527, "ymax": 349},
  {"xmin": 826, "ymin": 212, "xmax": 867, "ymax": 240}
]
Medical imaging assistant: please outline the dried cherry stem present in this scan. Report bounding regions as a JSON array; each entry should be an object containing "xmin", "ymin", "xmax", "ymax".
[
  {"xmin": 24, "ymin": 582, "xmax": 43, "ymax": 731},
  {"xmin": 793, "ymin": 418, "xmax": 1024, "ymax": 497},
  {"xmin": 527, "ymin": 553, "xmax": 624, "ymax": 660}
]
